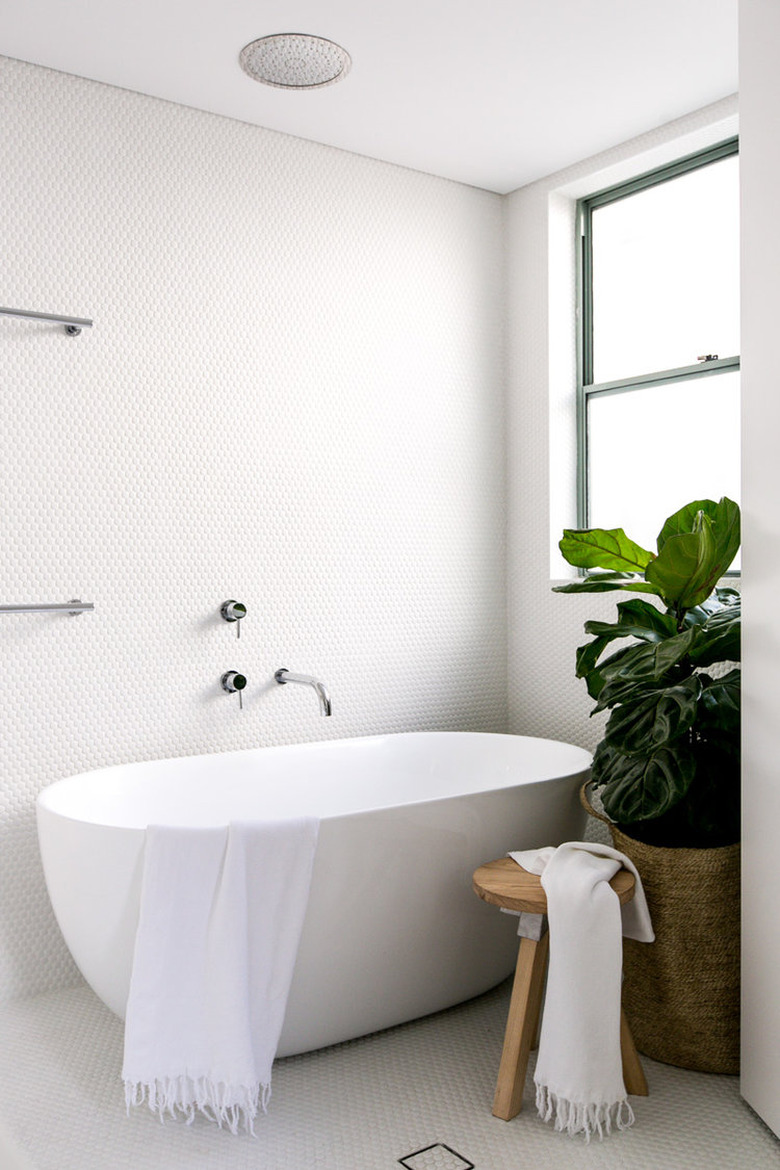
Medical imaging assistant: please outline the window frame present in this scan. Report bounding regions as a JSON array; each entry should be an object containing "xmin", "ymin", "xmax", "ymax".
[{"xmin": 575, "ymin": 136, "xmax": 740, "ymax": 531}]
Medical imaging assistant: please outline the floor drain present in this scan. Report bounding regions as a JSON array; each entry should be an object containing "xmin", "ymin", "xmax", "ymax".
[{"xmin": 398, "ymin": 1143, "xmax": 475, "ymax": 1170}]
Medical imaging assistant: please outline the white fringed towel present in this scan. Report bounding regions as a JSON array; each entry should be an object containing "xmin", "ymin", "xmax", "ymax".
[
  {"xmin": 508, "ymin": 842, "xmax": 654, "ymax": 1140},
  {"xmin": 122, "ymin": 817, "xmax": 319, "ymax": 1133}
]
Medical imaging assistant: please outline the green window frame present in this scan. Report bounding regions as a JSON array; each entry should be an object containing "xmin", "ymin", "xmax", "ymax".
[{"xmin": 575, "ymin": 137, "xmax": 740, "ymax": 530}]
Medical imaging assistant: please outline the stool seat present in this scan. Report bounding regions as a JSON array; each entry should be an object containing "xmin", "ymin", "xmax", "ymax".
[
  {"xmin": 473, "ymin": 856, "xmax": 636, "ymax": 914},
  {"xmin": 473, "ymin": 855, "xmax": 648, "ymax": 1122}
]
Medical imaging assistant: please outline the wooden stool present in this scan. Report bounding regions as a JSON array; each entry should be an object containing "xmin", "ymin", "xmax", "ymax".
[{"xmin": 473, "ymin": 857, "xmax": 648, "ymax": 1121}]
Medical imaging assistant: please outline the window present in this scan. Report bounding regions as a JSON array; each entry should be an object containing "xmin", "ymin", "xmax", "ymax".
[{"xmin": 576, "ymin": 139, "xmax": 740, "ymax": 559}]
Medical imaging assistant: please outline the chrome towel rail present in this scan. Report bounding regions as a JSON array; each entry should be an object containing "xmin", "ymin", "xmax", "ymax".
[
  {"xmin": 0, "ymin": 601, "xmax": 95, "ymax": 616},
  {"xmin": 1, "ymin": 307, "xmax": 93, "ymax": 336}
]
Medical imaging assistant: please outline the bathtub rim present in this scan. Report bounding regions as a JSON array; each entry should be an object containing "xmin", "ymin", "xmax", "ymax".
[{"xmin": 35, "ymin": 730, "xmax": 592, "ymax": 829}]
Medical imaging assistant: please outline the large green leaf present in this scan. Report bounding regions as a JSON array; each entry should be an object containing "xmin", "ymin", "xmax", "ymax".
[
  {"xmin": 592, "ymin": 627, "xmax": 696, "ymax": 711},
  {"xmin": 575, "ymin": 636, "xmax": 612, "ymax": 680},
  {"xmin": 657, "ymin": 496, "xmax": 740, "ymax": 563},
  {"xmin": 585, "ymin": 598, "xmax": 677, "ymax": 644},
  {"xmin": 594, "ymin": 740, "xmax": 696, "ymax": 822},
  {"xmin": 657, "ymin": 498, "xmax": 721, "ymax": 550},
  {"xmin": 616, "ymin": 598, "xmax": 678, "ymax": 636},
  {"xmin": 715, "ymin": 586, "xmax": 741, "ymax": 605},
  {"xmin": 552, "ymin": 576, "xmax": 664, "ymax": 597},
  {"xmin": 576, "ymin": 600, "xmax": 680, "ymax": 701},
  {"xmin": 698, "ymin": 668, "xmax": 741, "ymax": 734},
  {"xmin": 683, "ymin": 598, "xmax": 722, "ymax": 628},
  {"xmin": 575, "ymin": 636, "xmax": 610, "ymax": 700},
  {"xmin": 577, "ymin": 641, "xmax": 640, "ymax": 701},
  {"xmin": 558, "ymin": 528, "xmax": 655, "ymax": 573},
  {"xmin": 603, "ymin": 676, "xmax": 701, "ymax": 756},
  {"xmin": 687, "ymin": 601, "xmax": 740, "ymax": 666},
  {"xmin": 647, "ymin": 499, "xmax": 740, "ymax": 609},
  {"xmin": 645, "ymin": 517, "xmax": 715, "ymax": 609}
]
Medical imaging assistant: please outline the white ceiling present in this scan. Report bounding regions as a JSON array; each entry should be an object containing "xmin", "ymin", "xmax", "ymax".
[{"xmin": 1, "ymin": 0, "xmax": 738, "ymax": 194}]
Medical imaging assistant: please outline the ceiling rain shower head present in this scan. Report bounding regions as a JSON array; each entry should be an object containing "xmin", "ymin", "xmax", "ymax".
[{"xmin": 239, "ymin": 34, "xmax": 352, "ymax": 90}]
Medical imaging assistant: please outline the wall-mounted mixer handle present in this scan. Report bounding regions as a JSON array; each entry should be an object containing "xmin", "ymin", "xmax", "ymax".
[
  {"xmin": 221, "ymin": 600, "xmax": 247, "ymax": 638},
  {"xmin": 221, "ymin": 670, "xmax": 247, "ymax": 709}
]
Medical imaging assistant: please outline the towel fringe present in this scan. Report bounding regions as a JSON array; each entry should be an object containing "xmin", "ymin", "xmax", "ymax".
[
  {"xmin": 535, "ymin": 1082, "xmax": 635, "ymax": 1142},
  {"xmin": 124, "ymin": 1075, "xmax": 271, "ymax": 1136}
]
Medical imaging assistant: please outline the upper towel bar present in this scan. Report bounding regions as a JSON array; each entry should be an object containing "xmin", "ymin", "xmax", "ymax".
[
  {"xmin": 0, "ymin": 601, "xmax": 95, "ymax": 616},
  {"xmin": 0, "ymin": 307, "xmax": 93, "ymax": 336}
]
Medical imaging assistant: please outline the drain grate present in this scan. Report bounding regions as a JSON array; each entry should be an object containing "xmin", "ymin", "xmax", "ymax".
[{"xmin": 398, "ymin": 1143, "xmax": 475, "ymax": 1170}]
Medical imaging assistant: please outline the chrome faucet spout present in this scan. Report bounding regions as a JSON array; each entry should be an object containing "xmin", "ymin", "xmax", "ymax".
[{"xmin": 274, "ymin": 669, "xmax": 332, "ymax": 716}]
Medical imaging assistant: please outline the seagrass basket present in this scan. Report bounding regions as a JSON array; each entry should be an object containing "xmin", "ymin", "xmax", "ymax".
[{"xmin": 581, "ymin": 783, "xmax": 740, "ymax": 1074}]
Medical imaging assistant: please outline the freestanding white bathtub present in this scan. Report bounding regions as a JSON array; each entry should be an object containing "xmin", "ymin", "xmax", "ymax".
[{"xmin": 37, "ymin": 732, "xmax": 590, "ymax": 1057}]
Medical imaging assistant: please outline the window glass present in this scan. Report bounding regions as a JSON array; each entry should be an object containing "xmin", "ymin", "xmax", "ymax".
[
  {"xmin": 591, "ymin": 154, "xmax": 740, "ymax": 385},
  {"xmin": 587, "ymin": 370, "xmax": 740, "ymax": 564}
]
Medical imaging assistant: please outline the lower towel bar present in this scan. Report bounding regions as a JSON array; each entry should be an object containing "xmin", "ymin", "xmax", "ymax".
[{"xmin": 0, "ymin": 601, "xmax": 95, "ymax": 615}]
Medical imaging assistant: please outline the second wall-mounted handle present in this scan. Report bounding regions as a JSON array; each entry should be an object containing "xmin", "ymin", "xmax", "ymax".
[{"xmin": 221, "ymin": 600, "xmax": 247, "ymax": 638}]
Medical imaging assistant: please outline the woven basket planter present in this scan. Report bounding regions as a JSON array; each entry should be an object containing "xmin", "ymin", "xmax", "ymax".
[{"xmin": 581, "ymin": 784, "xmax": 740, "ymax": 1074}]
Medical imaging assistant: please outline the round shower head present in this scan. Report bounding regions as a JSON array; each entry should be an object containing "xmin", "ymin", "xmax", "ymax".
[{"xmin": 239, "ymin": 34, "xmax": 352, "ymax": 90}]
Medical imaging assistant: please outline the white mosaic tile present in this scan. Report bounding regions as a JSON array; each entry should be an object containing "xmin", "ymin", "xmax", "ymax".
[
  {"xmin": 0, "ymin": 54, "xmax": 505, "ymax": 1002},
  {"xmin": 0, "ymin": 982, "xmax": 776, "ymax": 1170}
]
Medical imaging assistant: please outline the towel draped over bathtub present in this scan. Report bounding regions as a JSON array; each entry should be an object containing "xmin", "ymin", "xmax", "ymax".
[
  {"xmin": 508, "ymin": 842, "xmax": 654, "ymax": 1141},
  {"xmin": 122, "ymin": 817, "xmax": 319, "ymax": 1133}
]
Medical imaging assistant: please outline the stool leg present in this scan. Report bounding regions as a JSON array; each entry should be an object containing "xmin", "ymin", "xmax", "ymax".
[
  {"xmin": 620, "ymin": 1007, "xmax": 648, "ymax": 1096},
  {"xmin": 531, "ymin": 964, "xmax": 547, "ymax": 1051},
  {"xmin": 492, "ymin": 930, "xmax": 549, "ymax": 1121}
]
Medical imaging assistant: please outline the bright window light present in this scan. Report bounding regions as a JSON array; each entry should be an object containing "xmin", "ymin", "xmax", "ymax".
[
  {"xmin": 588, "ymin": 371, "xmax": 740, "ymax": 564},
  {"xmin": 578, "ymin": 140, "xmax": 740, "ymax": 565},
  {"xmin": 592, "ymin": 155, "xmax": 740, "ymax": 384}
]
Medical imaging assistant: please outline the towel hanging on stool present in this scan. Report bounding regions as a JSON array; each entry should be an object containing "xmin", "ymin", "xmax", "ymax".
[
  {"xmin": 509, "ymin": 842, "xmax": 654, "ymax": 1140},
  {"xmin": 122, "ymin": 817, "xmax": 319, "ymax": 1133}
]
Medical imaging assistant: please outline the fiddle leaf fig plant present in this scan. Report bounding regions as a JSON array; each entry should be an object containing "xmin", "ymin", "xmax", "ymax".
[{"xmin": 554, "ymin": 497, "xmax": 740, "ymax": 847}]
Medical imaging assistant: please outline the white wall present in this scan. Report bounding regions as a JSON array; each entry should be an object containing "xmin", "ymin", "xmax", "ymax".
[
  {"xmin": 739, "ymin": 0, "xmax": 780, "ymax": 1136},
  {"xmin": 504, "ymin": 96, "xmax": 738, "ymax": 750},
  {"xmin": 0, "ymin": 56, "xmax": 507, "ymax": 1002}
]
